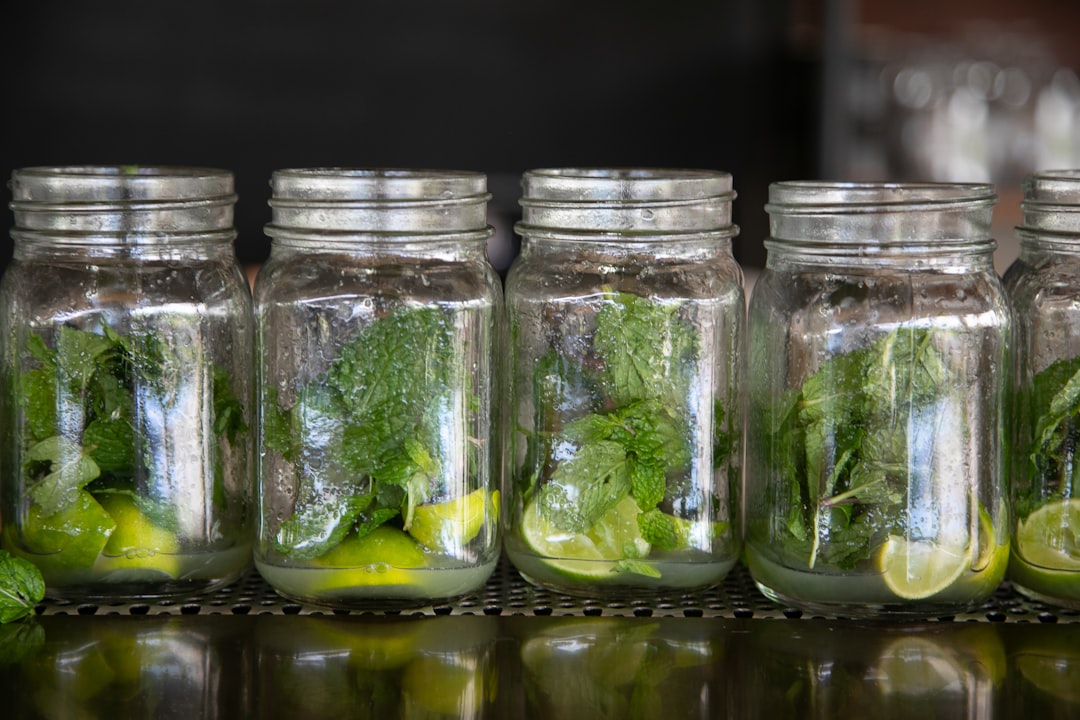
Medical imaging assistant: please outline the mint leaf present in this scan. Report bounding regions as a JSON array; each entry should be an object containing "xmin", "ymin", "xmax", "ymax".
[
  {"xmin": 16, "ymin": 321, "xmax": 242, "ymax": 554},
  {"xmin": 213, "ymin": 365, "xmax": 248, "ymax": 443},
  {"xmin": 594, "ymin": 288, "xmax": 697, "ymax": 406},
  {"xmin": 540, "ymin": 440, "xmax": 631, "ymax": 533},
  {"xmin": 562, "ymin": 400, "xmax": 690, "ymax": 512},
  {"xmin": 762, "ymin": 325, "xmax": 947, "ymax": 569},
  {"xmin": 612, "ymin": 558, "xmax": 662, "ymax": 578},
  {"xmin": 271, "ymin": 306, "xmax": 462, "ymax": 558},
  {"xmin": 83, "ymin": 417, "xmax": 136, "ymax": 474},
  {"xmin": 26, "ymin": 436, "xmax": 101, "ymax": 517},
  {"xmin": 516, "ymin": 289, "xmax": 729, "ymax": 578},
  {"xmin": 638, "ymin": 508, "xmax": 679, "ymax": 550},
  {"xmin": 1016, "ymin": 355, "xmax": 1080, "ymax": 518},
  {"xmin": 0, "ymin": 551, "xmax": 45, "ymax": 623}
]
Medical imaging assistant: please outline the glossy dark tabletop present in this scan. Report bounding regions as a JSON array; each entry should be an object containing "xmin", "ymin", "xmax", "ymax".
[{"xmin": 2, "ymin": 562, "xmax": 1077, "ymax": 719}]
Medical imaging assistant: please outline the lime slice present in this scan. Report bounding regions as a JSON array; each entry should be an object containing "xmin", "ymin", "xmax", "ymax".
[
  {"xmin": 1016, "ymin": 499, "xmax": 1080, "ymax": 571},
  {"xmin": 407, "ymin": 488, "xmax": 494, "ymax": 552},
  {"xmin": 877, "ymin": 535, "xmax": 969, "ymax": 600},
  {"xmin": 96, "ymin": 494, "xmax": 182, "ymax": 578},
  {"xmin": 520, "ymin": 495, "xmax": 650, "ymax": 580}
]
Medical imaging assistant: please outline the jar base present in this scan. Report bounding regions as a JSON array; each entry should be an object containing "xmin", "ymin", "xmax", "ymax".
[
  {"xmin": 254, "ymin": 558, "xmax": 497, "ymax": 610},
  {"xmin": 38, "ymin": 544, "xmax": 253, "ymax": 604},
  {"xmin": 746, "ymin": 546, "xmax": 1002, "ymax": 619},
  {"xmin": 505, "ymin": 544, "xmax": 736, "ymax": 600}
]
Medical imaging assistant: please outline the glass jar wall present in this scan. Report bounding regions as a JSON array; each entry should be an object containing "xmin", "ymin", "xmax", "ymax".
[
  {"xmin": 252, "ymin": 168, "xmax": 501, "ymax": 608},
  {"xmin": 1003, "ymin": 170, "xmax": 1080, "ymax": 609},
  {"xmin": 744, "ymin": 181, "xmax": 1011, "ymax": 618},
  {"xmin": 0, "ymin": 165, "xmax": 254, "ymax": 601},
  {"xmin": 503, "ymin": 167, "xmax": 744, "ymax": 597}
]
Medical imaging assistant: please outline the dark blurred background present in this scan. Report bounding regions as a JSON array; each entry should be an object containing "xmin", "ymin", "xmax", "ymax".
[{"xmin": 3, "ymin": 0, "xmax": 1079, "ymax": 276}]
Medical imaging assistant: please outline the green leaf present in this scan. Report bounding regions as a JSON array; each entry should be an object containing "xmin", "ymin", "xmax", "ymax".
[
  {"xmin": 25, "ymin": 436, "xmax": 102, "ymax": 517},
  {"xmin": 540, "ymin": 440, "xmax": 631, "ymax": 533},
  {"xmin": 638, "ymin": 508, "xmax": 679, "ymax": 550},
  {"xmin": 274, "ymin": 491, "xmax": 374, "ymax": 560},
  {"xmin": 612, "ymin": 558, "xmax": 662, "ymax": 578},
  {"xmin": 271, "ymin": 306, "xmax": 461, "ymax": 558},
  {"xmin": 54, "ymin": 325, "xmax": 115, "ymax": 395},
  {"xmin": 593, "ymin": 289, "xmax": 697, "ymax": 407},
  {"xmin": 761, "ymin": 325, "xmax": 947, "ymax": 570},
  {"xmin": 20, "ymin": 368, "xmax": 57, "ymax": 442},
  {"xmin": 0, "ymin": 550, "xmax": 45, "ymax": 623},
  {"xmin": 213, "ymin": 365, "xmax": 248, "ymax": 443},
  {"xmin": 83, "ymin": 417, "xmax": 136, "ymax": 474}
]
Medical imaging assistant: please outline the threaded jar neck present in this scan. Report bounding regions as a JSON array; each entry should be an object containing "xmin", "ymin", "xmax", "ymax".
[
  {"xmin": 515, "ymin": 167, "xmax": 738, "ymax": 240},
  {"xmin": 264, "ymin": 168, "xmax": 492, "ymax": 241},
  {"xmin": 1018, "ymin": 170, "xmax": 1080, "ymax": 246},
  {"xmin": 765, "ymin": 181, "xmax": 997, "ymax": 268},
  {"xmin": 8, "ymin": 165, "xmax": 237, "ymax": 244}
]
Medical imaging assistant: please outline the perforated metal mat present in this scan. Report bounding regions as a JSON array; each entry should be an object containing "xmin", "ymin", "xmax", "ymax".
[{"xmin": 36, "ymin": 559, "xmax": 1080, "ymax": 623}]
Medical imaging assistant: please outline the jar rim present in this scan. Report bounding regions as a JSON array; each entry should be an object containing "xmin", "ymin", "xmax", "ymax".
[
  {"xmin": 1021, "ymin": 169, "xmax": 1080, "ymax": 207},
  {"xmin": 766, "ymin": 180, "xmax": 997, "ymax": 213},
  {"xmin": 269, "ymin": 167, "xmax": 489, "ymax": 202},
  {"xmin": 519, "ymin": 167, "xmax": 734, "ymax": 204},
  {"xmin": 8, "ymin": 165, "xmax": 237, "ymax": 235},
  {"xmin": 10, "ymin": 165, "xmax": 234, "ymax": 198}
]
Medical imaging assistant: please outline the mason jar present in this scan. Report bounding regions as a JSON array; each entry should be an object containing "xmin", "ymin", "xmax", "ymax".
[
  {"xmin": 253, "ymin": 168, "xmax": 501, "ymax": 608},
  {"xmin": 504, "ymin": 167, "xmax": 744, "ymax": 597},
  {"xmin": 0, "ymin": 165, "xmax": 253, "ymax": 601},
  {"xmin": 1004, "ymin": 170, "xmax": 1080, "ymax": 609},
  {"xmin": 744, "ymin": 181, "xmax": 1011, "ymax": 617}
]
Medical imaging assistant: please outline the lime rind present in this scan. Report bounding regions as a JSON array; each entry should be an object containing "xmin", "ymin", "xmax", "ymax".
[
  {"xmin": 519, "ymin": 494, "xmax": 651, "ymax": 581},
  {"xmin": 407, "ymin": 488, "xmax": 493, "ymax": 553},
  {"xmin": 1016, "ymin": 499, "xmax": 1080, "ymax": 572},
  {"xmin": 877, "ymin": 536, "xmax": 970, "ymax": 601}
]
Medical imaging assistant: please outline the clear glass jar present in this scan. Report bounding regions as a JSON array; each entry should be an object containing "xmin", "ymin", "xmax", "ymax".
[
  {"xmin": 0, "ymin": 165, "xmax": 254, "ymax": 601},
  {"xmin": 1003, "ymin": 170, "xmax": 1080, "ymax": 608},
  {"xmin": 504, "ymin": 167, "xmax": 744, "ymax": 597},
  {"xmin": 744, "ymin": 181, "xmax": 1011, "ymax": 618},
  {"xmin": 253, "ymin": 168, "xmax": 501, "ymax": 608}
]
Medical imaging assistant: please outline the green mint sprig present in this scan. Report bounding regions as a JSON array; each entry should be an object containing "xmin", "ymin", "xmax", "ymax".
[
  {"xmin": 758, "ymin": 325, "xmax": 949, "ymax": 570},
  {"xmin": 521, "ymin": 288, "xmax": 729, "ymax": 571},
  {"xmin": 0, "ymin": 551, "xmax": 45, "ymax": 623},
  {"xmin": 267, "ymin": 306, "xmax": 462, "ymax": 560}
]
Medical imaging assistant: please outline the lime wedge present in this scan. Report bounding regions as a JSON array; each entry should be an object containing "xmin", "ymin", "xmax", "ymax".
[
  {"xmin": 407, "ymin": 488, "xmax": 494, "ymax": 553},
  {"xmin": 1016, "ymin": 499, "xmax": 1080, "ymax": 571},
  {"xmin": 18, "ymin": 490, "xmax": 114, "ymax": 570},
  {"xmin": 520, "ymin": 494, "xmax": 650, "ymax": 580},
  {"xmin": 96, "ymin": 494, "xmax": 182, "ymax": 578},
  {"xmin": 315, "ymin": 525, "xmax": 425, "ymax": 569},
  {"xmin": 877, "ymin": 535, "xmax": 969, "ymax": 600}
]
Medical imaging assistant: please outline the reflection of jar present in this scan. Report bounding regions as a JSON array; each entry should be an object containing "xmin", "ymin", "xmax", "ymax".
[
  {"xmin": 1003, "ymin": 171, "xmax": 1080, "ymax": 608},
  {"xmin": 0, "ymin": 166, "xmax": 253, "ymax": 601},
  {"xmin": 253, "ymin": 169, "xmax": 502, "ymax": 608},
  {"xmin": 0, "ymin": 616, "xmax": 251, "ymax": 718},
  {"xmin": 744, "ymin": 182, "xmax": 1011, "ymax": 617},
  {"xmin": 743, "ymin": 621, "xmax": 1006, "ymax": 719},
  {"xmin": 516, "ymin": 618, "xmax": 733, "ymax": 719},
  {"xmin": 253, "ymin": 616, "xmax": 499, "ymax": 719},
  {"xmin": 1005, "ymin": 624, "xmax": 1080, "ymax": 714},
  {"xmin": 503, "ymin": 168, "xmax": 744, "ymax": 597}
]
